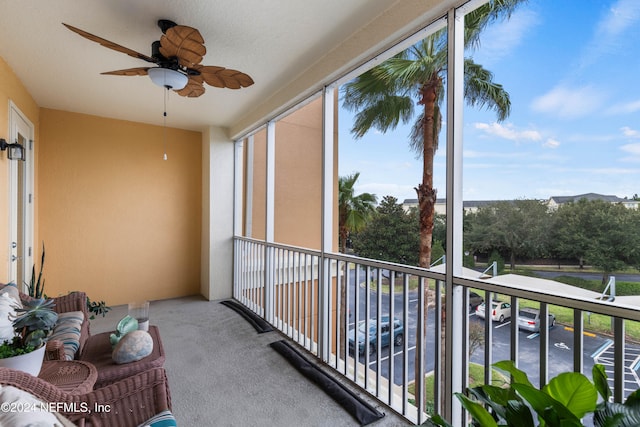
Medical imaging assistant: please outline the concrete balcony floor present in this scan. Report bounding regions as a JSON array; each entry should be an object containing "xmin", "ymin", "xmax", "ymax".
[{"xmin": 90, "ymin": 296, "xmax": 411, "ymax": 427}]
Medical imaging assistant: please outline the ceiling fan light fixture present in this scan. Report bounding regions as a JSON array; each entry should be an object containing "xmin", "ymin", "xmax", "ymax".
[{"xmin": 148, "ymin": 68, "xmax": 188, "ymax": 90}]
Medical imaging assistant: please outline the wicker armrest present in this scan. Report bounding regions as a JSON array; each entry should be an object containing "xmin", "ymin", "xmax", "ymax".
[
  {"xmin": 0, "ymin": 367, "xmax": 172, "ymax": 427},
  {"xmin": 45, "ymin": 339, "xmax": 66, "ymax": 361}
]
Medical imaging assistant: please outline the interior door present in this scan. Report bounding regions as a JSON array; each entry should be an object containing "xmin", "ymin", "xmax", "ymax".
[{"xmin": 8, "ymin": 102, "xmax": 34, "ymax": 292}]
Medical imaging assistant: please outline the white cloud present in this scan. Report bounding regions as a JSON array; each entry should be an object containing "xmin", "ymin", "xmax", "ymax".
[
  {"xmin": 620, "ymin": 143, "xmax": 640, "ymax": 162},
  {"xmin": 581, "ymin": 0, "xmax": 640, "ymax": 66},
  {"xmin": 474, "ymin": 8, "xmax": 539, "ymax": 63},
  {"xmin": 621, "ymin": 126, "xmax": 640, "ymax": 138},
  {"xmin": 606, "ymin": 99, "xmax": 640, "ymax": 115},
  {"xmin": 463, "ymin": 150, "xmax": 528, "ymax": 159},
  {"xmin": 543, "ymin": 138, "xmax": 560, "ymax": 149},
  {"xmin": 598, "ymin": 0, "xmax": 640, "ymax": 39},
  {"xmin": 474, "ymin": 122, "xmax": 542, "ymax": 142},
  {"xmin": 530, "ymin": 85, "xmax": 604, "ymax": 119},
  {"xmin": 621, "ymin": 143, "xmax": 640, "ymax": 154}
]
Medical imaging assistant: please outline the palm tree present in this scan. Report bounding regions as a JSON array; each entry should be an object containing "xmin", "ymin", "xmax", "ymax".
[
  {"xmin": 338, "ymin": 172, "xmax": 376, "ymax": 361},
  {"xmin": 342, "ymin": 1, "xmax": 525, "ymax": 409},
  {"xmin": 338, "ymin": 172, "xmax": 377, "ymax": 253},
  {"xmin": 342, "ymin": 0, "xmax": 523, "ymax": 268}
]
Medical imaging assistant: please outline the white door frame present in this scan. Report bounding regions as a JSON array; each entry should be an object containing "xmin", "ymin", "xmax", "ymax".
[{"xmin": 8, "ymin": 101, "xmax": 34, "ymax": 291}]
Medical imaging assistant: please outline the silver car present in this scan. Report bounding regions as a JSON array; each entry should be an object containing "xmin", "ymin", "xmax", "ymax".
[{"xmin": 517, "ymin": 308, "xmax": 556, "ymax": 332}]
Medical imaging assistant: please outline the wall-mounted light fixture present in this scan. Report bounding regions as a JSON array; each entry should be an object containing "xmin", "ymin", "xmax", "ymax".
[{"xmin": 0, "ymin": 138, "xmax": 26, "ymax": 161}]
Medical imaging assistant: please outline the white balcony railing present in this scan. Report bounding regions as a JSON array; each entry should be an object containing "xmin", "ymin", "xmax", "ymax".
[{"xmin": 233, "ymin": 236, "xmax": 640, "ymax": 425}]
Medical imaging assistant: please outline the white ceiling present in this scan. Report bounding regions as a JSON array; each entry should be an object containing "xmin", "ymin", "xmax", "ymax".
[{"xmin": 0, "ymin": 0, "xmax": 409, "ymax": 133}]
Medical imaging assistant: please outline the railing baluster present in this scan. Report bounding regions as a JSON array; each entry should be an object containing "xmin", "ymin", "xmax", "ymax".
[
  {"xmin": 539, "ymin": 301, "xmax": 549, "ymax": 387},
  {"xmin": 353, "ymin": 262, "xmax": 361, "ymax": 385},
  {"xmin": 402, "ymin": 272, "xmax": 409, "ymax": 416},
  {"xmin": 416, "ymin": 276, "xmax": 426, "ymax": 425},
  {"xmin": 389, "ymin": 270, "xmax": 395, "ymax": 406},
  {"xmin": 511, "ymin": 297, "xmax": 519, "ymax": 369},
  {"xmin": 343, "ymin": 260, "xmax": 350, "ymax": 376},
  {"xmin": 364, "ymin": 265, "xmax": 371, "ymax": 391},
  {"xmin": 376, "ymin": 267, "xmax": 382, "ymax": 397},
  {"xmin": 614, "ymin": 317, "xmax": 625, "ymax": 403},
  {"xmin": 573, "ymin": 309, "xmax": 584, "ymax": 374},
  {"xmin": 434, "ymin": 279, "xmax": 441, "ymax": 415},
  {"xmin": 483, "ymin": 290, "xmax": 493, "ymax": 386}
]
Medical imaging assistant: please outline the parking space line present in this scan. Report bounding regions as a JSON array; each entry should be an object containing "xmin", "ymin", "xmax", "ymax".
[
  {"xmin": 371, "ymin": 346, "xmax": 416, "ymax": 365},
  {"xmin": 495, "ymin": 321, "xmax": 511, "ymax": 329},
  {"xmin": 591, "ymin": 339, "xmax": 613, "ymax": 358}
]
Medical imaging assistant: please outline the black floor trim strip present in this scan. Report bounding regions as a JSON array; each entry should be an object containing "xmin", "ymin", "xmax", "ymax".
[
  {"xmin": 270, "ymin": 340, "xmax": 385, "ymax": 426},
  {"xmin": 219, "ymin": 300, "xmax": 273, "ymax": 333}
]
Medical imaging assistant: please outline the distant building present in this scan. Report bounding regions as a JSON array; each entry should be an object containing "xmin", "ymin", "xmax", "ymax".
[
  {"xmin": 547, "ymin": 193, "xmax": 638, "ymax": 211},
  {"xmin": 402, "ymin": 192, "xmax": 638, "ymax": 215}
]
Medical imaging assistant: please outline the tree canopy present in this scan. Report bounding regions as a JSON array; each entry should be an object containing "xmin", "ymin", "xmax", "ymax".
[{"xmin": 351, "ymin": 196, "xmax": 420, "ymax": 266}]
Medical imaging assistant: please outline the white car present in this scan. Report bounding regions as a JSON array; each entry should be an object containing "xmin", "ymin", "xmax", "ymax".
[{"xmin": 476, "ymin": 301, "xmax": 511, "ymax": 323}]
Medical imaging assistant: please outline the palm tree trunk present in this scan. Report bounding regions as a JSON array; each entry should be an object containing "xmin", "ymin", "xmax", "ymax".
[
  {"xmin": 415, "ymin": 76, "xmax": 441, "ymax": 408},
  {"xmin": 416, "ymin": 76, "xmax": 440, "ymax": 269}
]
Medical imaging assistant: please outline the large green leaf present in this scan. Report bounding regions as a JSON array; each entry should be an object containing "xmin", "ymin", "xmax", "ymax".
[
  {"xmin": 504, "ymin": 400, "xmax": 534, "ymax": 427},
  {"xmin": 425, "ymin": 414, "xmax": 454, "ymax": 427},
  {"xmin": 468, "ymin": 385, "xmax": 516, "ymax": 420},
  {"xmin": 543, "ymin": 372, "xmax": 597, "ymax": 419},
  {"xmin": 456, "ymin": 393, "xmax": 499, "ymax": 427},
  {"xmin": 493, "ymin": 360, "xmax": 534, "ymax": 388},
  {"xmin": 594, "ymin": 402, "xmax": 640, "ymax": 427},
  {"xmin": 624, "ymin": 389, "xmax": 640, "ymax": 411},
  {"xmin": 512, "ymin": 383, "xmax": 582, "ymax": 426},
  {"xmin": 593, "ymin": 364, "xmax": 612, "ymax": 402}
]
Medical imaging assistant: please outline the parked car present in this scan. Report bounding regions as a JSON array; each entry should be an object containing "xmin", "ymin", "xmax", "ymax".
[
  {"xmin": 348, "ymin": 316, "xmax": 404, "ymax": 355},
  {"xmin": 468, "ymin": 291, "xmax": 484, "ymax": 313},
  {"xmin": 517, "ymin": 308, "xmax": 556, "ymax": 332},
  {"xmin": 476, "ymin": 301, "xmax": 511, "ymax": 322}
]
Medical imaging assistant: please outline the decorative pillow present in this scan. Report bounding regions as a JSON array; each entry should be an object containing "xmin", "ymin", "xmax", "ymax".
[
  {"xmin": 0, "ymin": 283, "xmax": 22, "ymax": 309},
  {"xmin": 0, "ymin": 291, "xmax": 19, "ymax": 343},
  {"xmin": 48, "ymin": 311, "xmax": 84, "ymax": 360},
  {"xmin": 112, "ymin": 330, "xmax": 153, "ymax": 364},
  {"xmin": 0, "ymin": 384, "xmax": 76, "ymax": 426},
  {"xmin": 137, "ymin": 410, "xmax": 177, "ymax": 427}
]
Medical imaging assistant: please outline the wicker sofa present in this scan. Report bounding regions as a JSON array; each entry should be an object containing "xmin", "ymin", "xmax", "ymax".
[
  {"xmin": 32, "ymin": 291, "xmax": 166, "ymax": 388},
  {"xmin": 0, "ymin": 366, "xmax": 172, "ymax": 426}
]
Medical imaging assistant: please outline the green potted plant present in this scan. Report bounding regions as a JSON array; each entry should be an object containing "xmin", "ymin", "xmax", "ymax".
[
  {"xmin": 0, "ymin": 298, "xmax": 58, "ymax": 376},
  {"xmin": 427, "ymin": 360, "xmax": 640, "ymax": 427}
]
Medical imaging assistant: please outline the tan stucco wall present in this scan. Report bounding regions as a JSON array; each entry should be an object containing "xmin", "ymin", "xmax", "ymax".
[
  {"xmin": 39, "ymin": 109, "xmax": 202, "ymax": 305},
  {"xmin": 243, "ymin": 97, "xmax": 339, "ymax": 251},
  {"xmin": 274, "ymin": 99, "xmax": 323, "ymax": 249},
  {"xmin": 0, "ymin": 56, "xmax": 40, "ymax": 280}
]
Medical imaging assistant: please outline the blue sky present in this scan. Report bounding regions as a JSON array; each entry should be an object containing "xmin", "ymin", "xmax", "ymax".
[{"xmin": 338, "ymin": 0, "xmax": 640, "ymax": 203}]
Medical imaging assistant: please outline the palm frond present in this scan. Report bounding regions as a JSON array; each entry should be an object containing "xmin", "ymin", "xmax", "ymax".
[
  {"xmin": 464, "ymin": 58, "xmax": 510, "ymax": 121},
  {"xmin": 465, "ymin": 0, "xmax": 528, "ymax": 50}
]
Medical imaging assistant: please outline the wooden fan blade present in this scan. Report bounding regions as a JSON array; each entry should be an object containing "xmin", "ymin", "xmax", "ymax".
[
  {"xmin": 101, "ymin": 67, "xmax": 150, "ymax": 76},
  {"xmin": 195, "ymin": 65, "xmax": 254, "ymax": 89},
  {"xmin": 63, "ymin": 23, "xmax": 156, "ymax": 63},
  {"xmin": 159, "ymin": 25, "xmax": 206, "ymax": 68},
  {"xmin": 175, "ymin": 75, "xmax": 205, "ymax": 98}
]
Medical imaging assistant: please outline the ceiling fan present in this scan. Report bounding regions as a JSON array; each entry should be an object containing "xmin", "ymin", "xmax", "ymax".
[{"xmin": 63, "ymin": 19, "xmax": 254, "ymax": 97}]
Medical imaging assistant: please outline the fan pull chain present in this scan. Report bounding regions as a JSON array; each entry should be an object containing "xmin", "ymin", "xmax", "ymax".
[{"xmin": 163, "ymin": 88, "xmax": 168, "ymax": 160}]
